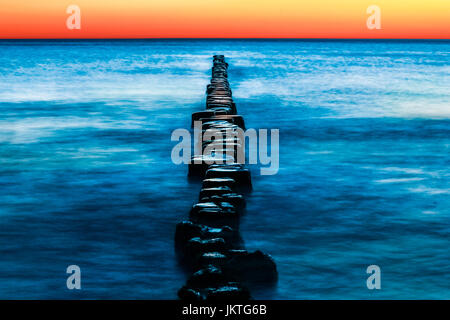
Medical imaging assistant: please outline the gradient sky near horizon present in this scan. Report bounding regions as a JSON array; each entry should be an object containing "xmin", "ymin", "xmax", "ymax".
[{"xmin": 0, "ymin": 0, "xmax": 449, "ymax": 39}]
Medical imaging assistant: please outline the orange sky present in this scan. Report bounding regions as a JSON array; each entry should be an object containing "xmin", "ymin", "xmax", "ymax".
[{"xmin": 0, "ymin": 0, "xmax": 449, "ymax": 38}]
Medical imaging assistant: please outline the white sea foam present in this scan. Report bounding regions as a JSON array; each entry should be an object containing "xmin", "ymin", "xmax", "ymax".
[
  {"xmin": 1, "ymin": 44, "xmax": 449, "ymax": 121},
  {"xmin": 374, "ymin": 177, "xmax": 426, "ymax": 184},
  {"xmin": 0, "ymin": 116, "xmax": 143, "ymax": 144},
  {"xmin": 408, "ymin": 186, "xmax": 450, "ymax": 195},
  {"xmin": 305, "ymin": 151, "xmax": 334, "ymax": 155},
  {"xmin": 379, "ymin": 167, "xmax": 425, "ymax": 174}
]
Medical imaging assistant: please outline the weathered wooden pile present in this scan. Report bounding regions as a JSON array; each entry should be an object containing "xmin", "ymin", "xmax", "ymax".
[{"xmin": 175, "ymin": 55, "xmax": 277, "ymax": 301}]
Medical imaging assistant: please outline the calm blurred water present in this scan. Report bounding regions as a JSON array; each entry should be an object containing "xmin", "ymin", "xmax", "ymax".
[{"xmin": 0, "ymin": 40, "xmax": 449, "ymax": 299}]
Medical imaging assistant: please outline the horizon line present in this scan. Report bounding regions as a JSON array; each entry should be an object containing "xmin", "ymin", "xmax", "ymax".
[{"xmin": 1, "ymin": 38, "xmax": 449, "ymax": 41}]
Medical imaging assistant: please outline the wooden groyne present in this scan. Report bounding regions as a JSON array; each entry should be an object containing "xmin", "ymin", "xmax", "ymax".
[{"xmin": 175, "ymin": 55, "xmax": 277, "ymax": 301}]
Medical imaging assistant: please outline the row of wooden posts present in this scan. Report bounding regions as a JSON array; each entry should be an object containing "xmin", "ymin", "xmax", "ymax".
[{"xmin": 175, "ymin": 55, "xmax": 277, "ymax": 301}]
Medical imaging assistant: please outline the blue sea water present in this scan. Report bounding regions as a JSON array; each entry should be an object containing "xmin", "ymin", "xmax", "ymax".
[{"xmin": 0, "ymin": 40, "xmax": 449, "ymax": 299}]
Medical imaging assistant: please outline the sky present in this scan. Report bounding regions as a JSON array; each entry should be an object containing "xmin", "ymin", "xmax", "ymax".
[{"xmin": 0, "ymin": 0, "xmax": 449, "ymax": 39}]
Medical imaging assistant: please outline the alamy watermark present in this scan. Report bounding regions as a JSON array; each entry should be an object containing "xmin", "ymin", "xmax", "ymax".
[
  {"xmin": 66, "ymin": 265, "xmax": 81, "ymax": 290},
  {"xmin": 64, "ymin": 5, "xmax": 381, "ymax": 32},
  {"xmin": 171, "ymin": 121, "xmax": 279, "ymax": 175},
  {"xmin": 66, "ymin": 5, "xmax": 81, "ymax": 30},
  {"xmin": 366, "ymin": 265, "xmax": 381, "ymax": 290},
  {"xmin": 366, "ymin": 5, "xmax": 381, "ymax": 30}
]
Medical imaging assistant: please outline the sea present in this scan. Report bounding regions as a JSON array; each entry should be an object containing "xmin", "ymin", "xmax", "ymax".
[{"xmin": 0, "ymin": 39, "xmax": 449, "ymax": 299}]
